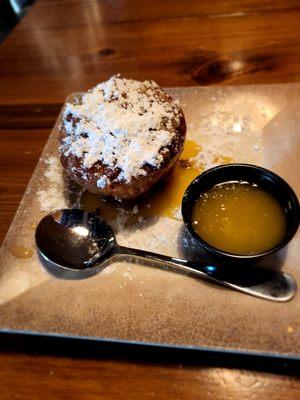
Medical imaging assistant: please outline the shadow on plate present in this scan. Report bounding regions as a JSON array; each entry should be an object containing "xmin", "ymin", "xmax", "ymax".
[{"xmin": 177, "ymin": 224, "xmax": 288, "ymax": 288}]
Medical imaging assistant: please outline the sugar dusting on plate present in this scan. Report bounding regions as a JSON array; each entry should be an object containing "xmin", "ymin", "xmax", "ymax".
[{"xmin": 37, "ymin": 156, "xmax": 67, "ymax": 212}]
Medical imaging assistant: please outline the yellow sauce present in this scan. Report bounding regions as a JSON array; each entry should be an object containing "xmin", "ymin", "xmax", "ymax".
[
  {"xmin": 213, "ymin": 155, "xmax": 235, "ymax": 165},
  {"xmin": 139, "ymin": 140, "xmax": 203, "ymax": 218},
  {"xmin": 10, "ymin": 246, "xmax": 33, "ymax": 259},
  {"xmin": 192, "ymin": 182, "xmax": 287, "ymax": 255}
]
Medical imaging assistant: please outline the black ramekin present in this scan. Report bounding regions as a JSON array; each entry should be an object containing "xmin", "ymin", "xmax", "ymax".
[{"xmin": 181, "ymin": 164, "xmax": 300, "ymax": 263}]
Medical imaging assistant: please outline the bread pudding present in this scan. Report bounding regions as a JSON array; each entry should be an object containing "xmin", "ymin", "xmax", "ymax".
[{"xmin": 59, "ymin": 75, "xmax": 186, "ymax": 199}]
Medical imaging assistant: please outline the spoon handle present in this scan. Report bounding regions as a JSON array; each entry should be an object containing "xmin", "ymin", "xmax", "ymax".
[{"xmin": 117, "ymin": 246, "xmax": 296, "ymax": 302}]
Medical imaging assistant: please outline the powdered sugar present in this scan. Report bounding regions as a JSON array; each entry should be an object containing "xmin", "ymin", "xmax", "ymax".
[
  {"xmin": 96, "ymin": 175, "xmax": 110, "ymax": 188},
  {"xmin": 61, "ymin": 75, "xmax": 182, "ymax": 185},
  {"xmin": 37, "ymin": 156, "xmax": 67, "ymax": 212},
  {"xmin": 188, "ymin": 105, "xmax": 263, "ymax": 170}
]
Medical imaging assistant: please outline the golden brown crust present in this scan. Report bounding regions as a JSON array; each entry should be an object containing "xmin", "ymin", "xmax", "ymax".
[{"xmin": 59, "ymin": 81, "xmax": 186, "ymax": 199}]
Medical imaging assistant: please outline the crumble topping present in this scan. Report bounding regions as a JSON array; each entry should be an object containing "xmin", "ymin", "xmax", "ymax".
[
  {"xmin": 60, "ymin": 75, "xmax": 182, "ymax": 184},
  {"xmin": 96, "ymin": 175, "xmax": 110, "ymax": 188}
]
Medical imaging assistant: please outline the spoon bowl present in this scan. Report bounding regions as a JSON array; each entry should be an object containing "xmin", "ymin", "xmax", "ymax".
[
  {"xmin": 36, "ymin": 209, "xmax": 117, "ymax": 270},
  {"xmin": 35, "ymin": 209, "xmax": 297, "ymax": 302}
]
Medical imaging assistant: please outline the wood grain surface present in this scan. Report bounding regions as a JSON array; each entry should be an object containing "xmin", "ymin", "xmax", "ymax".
[{"xmin": 0, "ymin": 0, "xmax": 300, "ymax": 398}]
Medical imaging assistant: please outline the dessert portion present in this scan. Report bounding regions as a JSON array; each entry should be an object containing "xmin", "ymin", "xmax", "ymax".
[{"xmin": 59, "ymin": 75, "xmax": 186, "ymax": 199}]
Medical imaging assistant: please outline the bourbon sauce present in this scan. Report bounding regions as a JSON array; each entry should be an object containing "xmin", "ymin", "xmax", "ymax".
[{"xmin": 192, "ymin": 182, "xmax": 287, "ymax": 255}]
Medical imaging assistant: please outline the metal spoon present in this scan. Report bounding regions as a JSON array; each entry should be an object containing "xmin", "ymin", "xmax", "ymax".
[{"xmin": 35, "ymin": 209, "xmax": 297, "ymax": 302}]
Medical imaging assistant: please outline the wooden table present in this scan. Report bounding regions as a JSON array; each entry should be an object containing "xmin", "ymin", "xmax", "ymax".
[{"xmin": 1, "ymin": 0, "xmax": 300, "ymax": 398}]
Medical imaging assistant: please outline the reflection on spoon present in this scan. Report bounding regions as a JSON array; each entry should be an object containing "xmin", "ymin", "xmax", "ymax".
[{"xmin": 35, "ymin": 209, "xmax": 297, "ymax": 302}]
